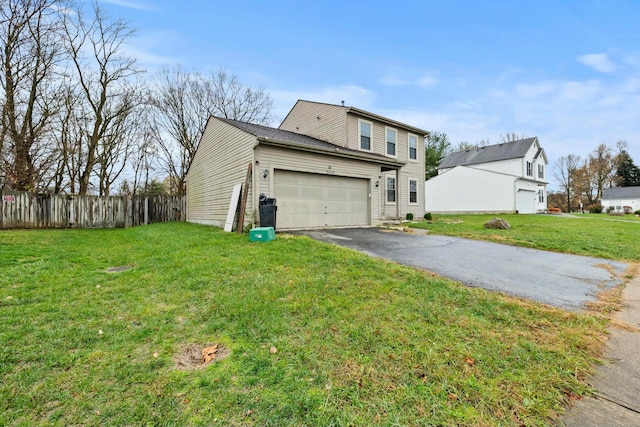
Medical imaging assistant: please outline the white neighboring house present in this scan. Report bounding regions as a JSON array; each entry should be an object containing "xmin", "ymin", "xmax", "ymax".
[
  {"xmin": 601, "ymin": 187, "xmax": 640, "ymax": 213},
  {"xmin": 425, "ymin": 137, "xmax": 548, "ymax": 214}
]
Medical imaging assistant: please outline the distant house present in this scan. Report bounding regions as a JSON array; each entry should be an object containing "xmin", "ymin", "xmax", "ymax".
[
  {"xmin": 425, "ymin": 137, "xmax": 548, "ymax": 214},
  {"xmin": 601, "ymin": 187, "xmax": 640, "ymax": 213},
  {"xmin": 186, "ymin": 100, "xmax": 427, "ymax": 230}
]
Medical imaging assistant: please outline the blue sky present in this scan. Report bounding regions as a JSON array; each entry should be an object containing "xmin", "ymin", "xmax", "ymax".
[{"xmin": 101, "ymin": 0, "xmax": 640, "ymax": 186}]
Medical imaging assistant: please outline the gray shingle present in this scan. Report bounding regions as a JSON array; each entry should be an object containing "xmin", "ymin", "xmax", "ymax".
[
  {"xmin": 216, "ymin": 117, "xmax": 400, "ymax": 164},
  {"xmin": 439, "ymin": 137, "xmax": 538, "ymax": 168},
  {"xmin": 602, "ymin": 186, "xmax": 640, "ymax": 199}
]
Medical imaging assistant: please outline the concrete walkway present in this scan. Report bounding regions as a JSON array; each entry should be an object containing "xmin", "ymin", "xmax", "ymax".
[{"xmin": 560, "ymin": 274, "xmax": 640, "ymax": 426}]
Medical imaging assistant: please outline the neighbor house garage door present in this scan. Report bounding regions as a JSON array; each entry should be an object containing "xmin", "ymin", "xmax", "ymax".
[
  {"xmin": 273, "ymin": 170, "xmax": 369, "ymax": 229},
  {"xmin": 516, "ymin": 189, "xmax": 536, "ymax": 214}
]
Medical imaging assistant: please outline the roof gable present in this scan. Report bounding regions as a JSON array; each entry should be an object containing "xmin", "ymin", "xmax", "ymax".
[
  {"xmin": 602, "ymin": 186, "xmax": 640, "ymax": 199},
  {"xmin": 439, "ymin": 137, "xmax": 539, "ymax": 169},
  {"xmin": 281, "ymin": 99, "xmax": 429, "ymax": 136}
]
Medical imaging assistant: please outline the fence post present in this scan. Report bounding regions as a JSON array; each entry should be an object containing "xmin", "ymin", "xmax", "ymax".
[{"xmin": 144, "ymin": 197, "xmax": 149, "ymax": 225}]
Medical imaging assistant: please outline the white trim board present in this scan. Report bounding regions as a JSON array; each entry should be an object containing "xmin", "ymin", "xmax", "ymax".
[{"xmin": 224, "ymin": 184, "xmax": 242, "ymax": 232}]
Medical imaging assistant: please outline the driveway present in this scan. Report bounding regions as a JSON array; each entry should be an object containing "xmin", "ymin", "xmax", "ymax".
[{"xmin": 296, "ymin": 228, "xmax": 628, "ymax": 311}]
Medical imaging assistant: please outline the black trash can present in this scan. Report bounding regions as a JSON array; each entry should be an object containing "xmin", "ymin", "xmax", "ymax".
[{"xmin": 258, "ymin": 194, "xmax": 277, "ymax": 229}]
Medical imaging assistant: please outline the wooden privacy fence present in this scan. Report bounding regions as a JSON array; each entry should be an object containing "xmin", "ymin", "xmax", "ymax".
[{"xmin": 0, "ymin": 190, "xmax": 186, "ymax": 229}]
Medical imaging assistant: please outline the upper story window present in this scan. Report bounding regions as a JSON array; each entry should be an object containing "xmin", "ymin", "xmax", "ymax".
[
  {"xmin": 538, "ymin": 164, "xmax": 544, "ymax": 179},
  {"xmin": 386, "ymin": 127, "xmax": 397, "ymax": 157},
  {"xmin": 359, "ymin": 120, "xmax": 372, "ymax": 151},
  {"xmin": 408, "ymin": 134, "xmax": 418, "ymax": 161},
  {"xmin": 526, "ymin": 161, "xmax": 533, "ymax": 177}
]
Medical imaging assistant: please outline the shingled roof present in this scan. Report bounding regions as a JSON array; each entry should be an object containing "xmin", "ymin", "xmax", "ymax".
[
  {"xmin": 602, "ymin": 186, "xmax": 640, "ymax": 199},
  {"xmin": 215, "ymin": 117, "xmax": 404, "ymax": 167},
  {"xmin": 439, "ymin": 137, "xmax": 540, "ymax": 169}
]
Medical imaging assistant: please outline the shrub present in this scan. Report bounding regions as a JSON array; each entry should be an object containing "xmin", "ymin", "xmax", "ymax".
[
  {"xmin": 606, "ymin": 206, "xmax": 614, "ymax": 213},
  {"xmin": 635, "ymin": 210, "xmax": 640, "ymax": 216},
  {"xmin": 587, "ymin": 204, "xmax": 603, "ymax": 213},
  {"xmin": 424, "ymin": 212, "xmax": 432, "ymax": 221},
  {"xmin": 406, "ymin": 212, "xmax": 414, "ymax": 220}
]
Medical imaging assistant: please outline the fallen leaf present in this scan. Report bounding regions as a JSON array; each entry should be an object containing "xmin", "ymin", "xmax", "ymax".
[
  {"xmin": 269, "ymin": 346, "xmax": 277, "ymax": 354},
  {"xmin": 153, "ymin": 352, "xmax": 159, "ymax": 358},
  {"xmin": 465, "ymin": 356, "xmax": 475, "ymax": 366},
  {"xmin": 246, "ymin": 409, "xmax": 253, "ymax": 416},
  {"xmin": 98, "ymin": 330, "xmax": 103, "ymax": 335},
  {"xmin": 202, "ymin": 344, "xmax": 219, "ymax": 363},
  {"xmin": 448, "ymin": 393, "xmax": 458, "ymax": 401}
]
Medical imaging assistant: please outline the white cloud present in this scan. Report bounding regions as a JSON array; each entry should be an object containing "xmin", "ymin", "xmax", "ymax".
[
  {"xmin": 269, "ymin": 85, "xmax": 376, "ymax": 124},
  {"xmin": 578, "ymin": 53, "xmax": 616, "ymax": 73},
  {"xmin": 99, "ymin": 0, "xmax": 157, "ymax": 11},
  {"xmin": 516, "ymin": 81, "xmax": 556, "ymax": 98},
  {"xmin": 380, "ymin": 73, "xmax": 438, "ymax": 89}
]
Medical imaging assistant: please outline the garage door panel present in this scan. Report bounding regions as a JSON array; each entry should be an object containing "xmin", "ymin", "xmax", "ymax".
[
  {"xmin": 274, "ymin": 170, "xmax": 369, "ymax": 229},
  {"xmin": 517, "ymin": 190, "xmax": 536, "ymax": 214}
]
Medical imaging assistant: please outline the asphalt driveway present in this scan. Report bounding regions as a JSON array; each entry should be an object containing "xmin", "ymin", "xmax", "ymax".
[{"xmin": 296, "ymin": 227, "xmax": 628, "ymax": 311}]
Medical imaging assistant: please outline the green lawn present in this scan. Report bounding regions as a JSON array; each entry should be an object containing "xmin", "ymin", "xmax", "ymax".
[
  {"xmin": 410, "ymin": 213, "xmax": 640, "ymax": 261},
  {"xmin": 0, "ymin": 222, "xmax": 613, "ymax": 426}
]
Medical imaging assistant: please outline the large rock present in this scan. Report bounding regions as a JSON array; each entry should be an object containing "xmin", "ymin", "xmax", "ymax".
[{"xmin": 484, "ymin": 217, "xmax": 511, "ymax": 230}]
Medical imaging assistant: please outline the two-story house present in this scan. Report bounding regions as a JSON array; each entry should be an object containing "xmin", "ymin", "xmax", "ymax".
[
  {"xmin": 425, "ymin": 137, "xmax": 548, "ymax": 214},
  {"xmin": 186, "ymin": 100, "xmax": 428, "ymax": 229}
]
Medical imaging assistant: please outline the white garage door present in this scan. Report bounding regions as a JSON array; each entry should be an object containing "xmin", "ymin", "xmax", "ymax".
[
  {"xmin": 516, "ymin": 189, "xmax": 536, "ymax": 214},
  {"xmin": 273, "ymin": 170, "xmax": 369, "ymax": 229}
]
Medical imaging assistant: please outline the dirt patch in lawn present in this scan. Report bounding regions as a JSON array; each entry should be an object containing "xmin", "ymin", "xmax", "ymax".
[{"xmin": 175, "ymin": 343, "xmax": 230, "ymax": 370}]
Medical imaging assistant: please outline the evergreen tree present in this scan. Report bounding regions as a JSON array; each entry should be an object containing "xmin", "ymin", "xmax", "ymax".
[
  {"xmin": 616, "ymin": 150, "xmax": 640, "ymax": 187},
  {"xmin": 425, "ymin": 132, "xmax": 452, "ymax": 180}
]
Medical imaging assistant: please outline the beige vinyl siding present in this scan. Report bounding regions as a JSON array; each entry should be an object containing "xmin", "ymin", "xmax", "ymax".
[
  {"xmin": 255, "ymin": 145, "xmax": 381, "ymax": 225},
  {"xmin": 279, "ymin": 100, "xmax": 348, "ymax": 147},
  {"xmin": 346, "ymin": 113, "xmax": 426, "ymax": 217},
  {"xmin": 187, "ymin": 119, "xmax": 255, "ymax": 227}
]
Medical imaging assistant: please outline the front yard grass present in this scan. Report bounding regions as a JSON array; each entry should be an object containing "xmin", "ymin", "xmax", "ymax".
[
  {"xmin": 410, "ymin": 213, "xmax": 640, "ymax": 261},
  {"xmin": 1, "ymin": 222, "xmax": 609, "ymax": 426}
]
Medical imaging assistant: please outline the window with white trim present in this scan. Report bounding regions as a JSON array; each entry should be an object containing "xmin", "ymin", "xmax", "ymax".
[
  {"xmin": 408, "ymin": 178, "xmax": 418, "ymax": 204},
  {"xmin": 359, "ymin": 120, "xmax": 372, "ymax": 151},
  {"xmin": 538, "ymin": 164, "xmax": 544, "ymax": 179},
  {"xmin": 526, "ymin": 161, "xmax": 533, "ymax": 177},
  {"xmin": 538, "ymin": 189, "xmax": 544, "ymax": 203},
  {"xmin": 386, "ymin": 127, "xmax": 397, "ymax": 156},
  {"xmin": 386, "ymin": 176, "xmax": 396, "ymax": 203},
  {"xmin": 408, "ymin": 134, "xmax": 418, "ymax": 161}
]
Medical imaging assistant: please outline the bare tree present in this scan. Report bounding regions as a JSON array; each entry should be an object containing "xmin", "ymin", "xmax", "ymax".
[
  {"xmin": 0, "ymin": 0, "xmax": 65, "ymax": 191},
  {"xmin": 554, "ymin": 154, "xmax": 581, "ymax": 212},
  {"xmin": 148, "ymin": 66, "xmax": 273, "ymax": 195},
  {"xmin": 62, "ymin": 1, "xmax": 141, "ymax": 194},
  {"xmin": 585, "ymin": 144, "xmax": 616, "ymax": 203},
  {"xmin": 500, "ymin": 132, "xmax": 528, "ymax": 143}
]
